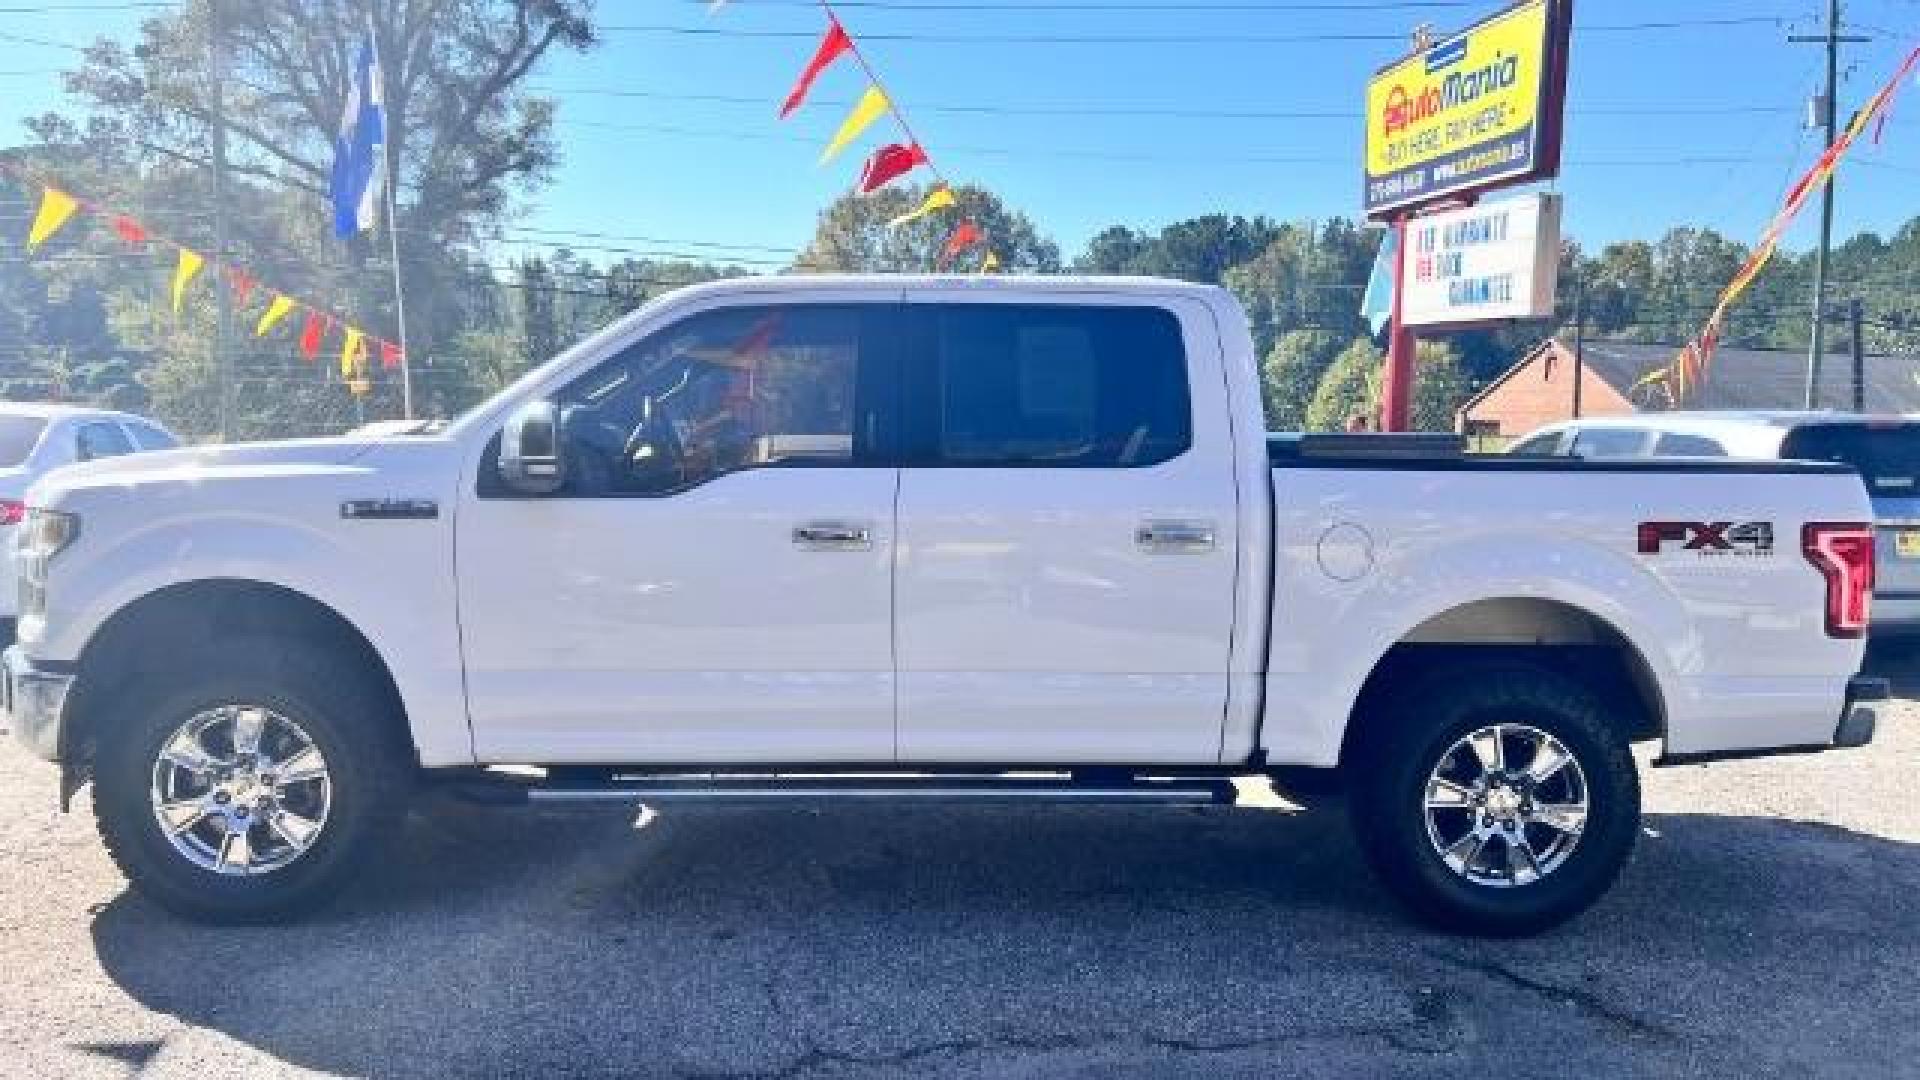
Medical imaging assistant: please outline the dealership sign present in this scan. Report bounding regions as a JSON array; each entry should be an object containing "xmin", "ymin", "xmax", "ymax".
[
  {"xmin": 1401, "ymin": 193, "xmax": 1561, "ymax": 326},
  {"xmin": 1364, "ymin": 0, "xmax": 1571, "ymax": 217}
]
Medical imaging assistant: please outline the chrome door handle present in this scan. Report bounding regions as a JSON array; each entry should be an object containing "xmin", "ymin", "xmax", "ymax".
[
  {"xmin": 793, "ymin": 520, "xmax": 874, "ymax": 551},
  {"xmin": 1136, "ymin": 520, "xmax": 1216, "ymax": 551}
]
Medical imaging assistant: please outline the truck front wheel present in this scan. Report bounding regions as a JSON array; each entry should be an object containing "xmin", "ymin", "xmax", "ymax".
[
  {"xmin": 1347, "ymin": 666, "xmax": 1640, "ymax": 936},
  {"xmin": 91, "ymin": 642, "xmax": 410, "ymax": 923}
]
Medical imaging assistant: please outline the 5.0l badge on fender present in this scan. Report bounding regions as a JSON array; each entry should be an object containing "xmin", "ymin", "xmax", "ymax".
[{"xmin": 1637, "ymin": 521, "xmax": 1775, "ymax": 559}]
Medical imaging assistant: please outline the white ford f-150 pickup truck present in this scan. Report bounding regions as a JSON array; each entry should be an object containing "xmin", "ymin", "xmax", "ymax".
[{"xmin": 2, "ymin": 276, "xmax": 1887, "ymax": 934}]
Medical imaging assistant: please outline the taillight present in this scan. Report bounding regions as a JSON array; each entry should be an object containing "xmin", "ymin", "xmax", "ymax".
[
  {"xmin": 0, "ymin": 500, "xmax": 23, "ymax": 527},
  {"xmin": 1803, "ymin": 522, "xmax": 1875, "ymax": 638}
]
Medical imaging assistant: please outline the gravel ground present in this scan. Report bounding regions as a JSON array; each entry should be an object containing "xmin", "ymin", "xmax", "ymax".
[{"xmin": 1, "ymin": 680, "xmax": 1916, "ymax": 1079}]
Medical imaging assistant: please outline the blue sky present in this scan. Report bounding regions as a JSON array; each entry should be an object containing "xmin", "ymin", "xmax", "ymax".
[{"xmin": 5, "ymin": 0, "xmax": 1920, "ymax": 269}]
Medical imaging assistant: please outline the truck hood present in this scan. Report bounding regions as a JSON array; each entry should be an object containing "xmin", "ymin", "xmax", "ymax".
[{"xmin": 25, "ymin": 436, "xmax": 382, "ymax": 504}]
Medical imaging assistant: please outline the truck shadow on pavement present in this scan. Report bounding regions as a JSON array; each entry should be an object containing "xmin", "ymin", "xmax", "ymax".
[{"xmin": 84, "ymin": 800, "xmax": 1920, "ymax": 1079}]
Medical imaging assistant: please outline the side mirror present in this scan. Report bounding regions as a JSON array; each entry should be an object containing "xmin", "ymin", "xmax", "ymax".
[{"xmin": 497, "ymin": 398, "xmax": 566, "ymax": 495}]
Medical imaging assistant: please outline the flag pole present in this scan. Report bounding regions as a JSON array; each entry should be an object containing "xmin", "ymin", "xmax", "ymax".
[
  {"xmin": 375, "ymin": 18, "xmax": 413, "ymax": 421},
  {"xmin": 383, "ymin": 158, "xmax": 413, "ymax": 421}
]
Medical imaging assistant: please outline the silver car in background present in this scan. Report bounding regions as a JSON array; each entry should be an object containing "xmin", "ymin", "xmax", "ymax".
[
  {"xmin": 1512, "ymin": 411, "xmax": 1920, "ymax": 636},
  {"xmin": 0, "ymin": 403, "xmax": 179, "ymax": 638}
]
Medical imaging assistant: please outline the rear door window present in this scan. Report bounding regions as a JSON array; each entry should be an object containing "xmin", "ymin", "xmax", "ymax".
[
  {"xmin": 1508, "ymin": 429, "xmax": 1568, "ymax": 455},
  {"xmin": 1653, "ymin": 432, "xmax": 1725, "ymax": 457},
  {"xmin": 76, "ymin": 421, "xmax": 134, "ymax": 461},
  {"xmin": 907, "ymin": 304, "xmax": 1191, "ymax": 468},
  {"xmin": 1780, "ymin": 424, "xmax": 1920, "ymax": 497},
  {"xmin": 1569, "ymin": 428, "xmax": 1651, "ymax": 459},
  {"xmin": 123, "ymin": 422, "xmax": 178, "ymax": 452}
]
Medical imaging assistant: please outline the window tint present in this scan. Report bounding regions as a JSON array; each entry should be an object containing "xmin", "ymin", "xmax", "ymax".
[
  {"xmin": 1780, "ymin": 423, "xmax": 1920, "ymax": 497},
  {"xmin": 0, "ymin": 416, "xmax": 47, "ymax": 467},
  {"xmin": 1653, "ymin": 432, "xmax": 1724, "ymax": 457},
  {"xmin": 76, "ymin": 421, "xmax": 134, "ymax": 461},
  {"xmin": 1508, "ymin": 430, "xmax": 1567, "ymax": 456},
  {"xmin": 550, "ymin": 305, "xmax": 866, "ymax": 496},
  {"xmin": 1569, "ymin": 428, "xmax": 1648, "ymax": 459},
  {"xmin": 918, "ymin": 305, "xmax": 1190, "ymax": 467},
  {"xmin": 124, "ymin": 422, "xmax": 177, "ymax": 452}
]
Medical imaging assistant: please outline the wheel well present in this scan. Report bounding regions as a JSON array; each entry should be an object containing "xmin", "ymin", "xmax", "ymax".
[
  {"xmin": 63, "ymin": 580, "xmax": 413, "ymax": 775},
  {"xmin": 1339, "ymin": 598, "xmax": 1665, "ymax": 768}
]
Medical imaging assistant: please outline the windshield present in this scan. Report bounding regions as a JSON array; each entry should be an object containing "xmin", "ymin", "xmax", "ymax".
[
  {"xmin": 0, "ymin": 416, "xmax": 48, "ymax": 468},
  {"xmin": 1780, "ymin": 423, "xmax": 1920, "ymax": 498}
]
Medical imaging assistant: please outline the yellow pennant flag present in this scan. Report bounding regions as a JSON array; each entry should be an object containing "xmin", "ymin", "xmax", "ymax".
[
  {"xmin": 980, "ymin": 251, "xmax": 1002, "ymax": 274},
  {"xmin": 170, "ymin": 248, "xmax": 204, "ymax": 313},
  {"xmin": 820, "ymin": 85, "xmax": 890, "ymax": 164},
  {"xmin": 339, "ymin": 326, "xmax": 365, "ymax": 380},
  {"xmin": 887, "ymin": 185, "xmax": 956, "ymax": 229},
  {"xmin": 26, "ymin": 187, "xmax": 80, "ymax": 251},
  {"xmin": 255, "ymin": 293, "xmax": 296, "ymax": 337}
]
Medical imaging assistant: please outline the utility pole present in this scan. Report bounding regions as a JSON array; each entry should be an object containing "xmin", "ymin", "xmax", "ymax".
[
  {"xmin": 209, "ymin": 0, "xmax": 233, "ymax": 441},
  {"xmin": 1791, "ymin": 1, "xmax": 1869, "ymax": 408},
  {"xmin": 1570, "ymin": 278, "xmax": 1586, "ymax": 420},
  {"xmin": 1849, "ymin": 298, "xmax": 1865, "ymax": 412}
]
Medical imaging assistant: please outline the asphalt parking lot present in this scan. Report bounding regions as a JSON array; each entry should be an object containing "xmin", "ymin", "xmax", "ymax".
[{"xmin": 1, "ymin": 682, "xmax": 1916, "ymax": 1079}]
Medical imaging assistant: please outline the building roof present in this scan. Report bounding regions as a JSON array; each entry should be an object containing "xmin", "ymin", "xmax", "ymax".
[{"xmin": 1572, "ymin": 339, "xmax": 1920, "ymax": 413}]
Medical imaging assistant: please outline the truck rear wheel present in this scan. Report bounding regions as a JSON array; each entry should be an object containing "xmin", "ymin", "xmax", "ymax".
[
  {"xmin": 1347, "ymin": 665, "xmax": 1640, "ymax": 936},
  {"xmin": 91, "ymin": 641, "xmax": 410, "ymax": 923}
]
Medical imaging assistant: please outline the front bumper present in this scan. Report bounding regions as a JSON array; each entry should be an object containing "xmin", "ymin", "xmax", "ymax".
[
  {"xmin": 3, "ymin": 645, "xmax": 73, "ymax": 762},
  {"xmin": 1655, "ymin": 675, "xmax": 1885, "ymax": 767}
]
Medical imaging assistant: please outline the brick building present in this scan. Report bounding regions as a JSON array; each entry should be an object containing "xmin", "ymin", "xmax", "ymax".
[{"xmin": 1456, "ymin": 338, "xmax": 1920, "ymax": 442}]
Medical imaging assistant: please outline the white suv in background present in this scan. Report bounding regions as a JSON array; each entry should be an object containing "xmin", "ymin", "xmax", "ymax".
[
  {"xmin": 0, "ymin": 403, "xmax": 179, "ymax": 634},
  {"xmin": 1512, "ymin": 411, "xmax": 1920, "ymax": 636}
]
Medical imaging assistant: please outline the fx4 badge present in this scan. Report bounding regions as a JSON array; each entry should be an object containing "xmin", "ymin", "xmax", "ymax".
[{"xmin": 1638, "ymin": 521, "xmax": 1775, "ymax": 559}]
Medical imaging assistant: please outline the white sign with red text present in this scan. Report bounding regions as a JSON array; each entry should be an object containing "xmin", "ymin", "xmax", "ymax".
[{"xmin": 1402, "ymin": 193, "xmax": 1561, "ymax": 327}]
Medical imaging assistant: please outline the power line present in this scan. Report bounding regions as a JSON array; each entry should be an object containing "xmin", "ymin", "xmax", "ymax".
[
  {"xmin": 566, "ymin": 116, "xmax": 1800, "ymax": 167},
  {"xmin": 532, "ymin": 83, "xmax": 1800, "ymax": 121},
  {"xmin": 597, "ymin": 16, "xmax": 1797, "ymax": 43}
]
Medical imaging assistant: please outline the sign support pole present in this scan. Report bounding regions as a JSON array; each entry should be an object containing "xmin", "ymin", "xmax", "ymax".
[{"xmin": 1381, "ymin": 214, "xmax": 1415, "ymax": 432}]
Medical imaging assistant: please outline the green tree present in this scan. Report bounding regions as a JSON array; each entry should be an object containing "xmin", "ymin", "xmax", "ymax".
[
  {"xmin": 1306, "ymin": 337, "xmax": 1382, "ymax": 431},
  {"xmin": 1074, "ymin": 214, "xmax": 1282, "ymax": 284},
  {"xmin": 793, "ymin": 184, "xmax": 1060, "ymax": 273},
  {"xmin": 1262, "ymin": 327, "xmax": 1345, "ymax": 430},
  {"xmin": 1409, "ymin": 340, "xmax": 1475, "ymax": 432},
  {"xmin": 1224, "ymin": 219, "xmax": 1380, "ymax": 357},
  {"xmin": 26, "ymin": 0, "xmax": 597, "ymax": 435},
  {"xmin": 1075, "ymin": 226, "xmax": 1148, "ymax": 275}
]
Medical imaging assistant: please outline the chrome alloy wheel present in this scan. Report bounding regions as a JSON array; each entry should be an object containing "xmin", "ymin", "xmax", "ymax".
[
  {"xmin": 148, "ymin": 705, "xmax": 332, "ymax": 876},
  {"xmin": 1422, "ymin": 723, "xmax": 1589, "ymax": 889}
]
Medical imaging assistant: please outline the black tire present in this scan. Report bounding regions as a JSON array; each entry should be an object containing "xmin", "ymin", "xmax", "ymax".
[
  {"xmin": 92, "ymin": 640, "xmax": 412, "ymax": 923},
  {"xmin": 1346, "ymin": 664, "xmax": 1640, "ymax": 936}
]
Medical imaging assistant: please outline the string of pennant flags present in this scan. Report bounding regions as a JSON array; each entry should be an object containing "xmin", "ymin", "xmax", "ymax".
[
  {"xmin": 2, "ymin": 161, "xmax": 402, "ymax": 398},
  {"xmin": 3, "ymin": 0, "xmax": 999, "ymax": 411},
  {"xmin": 730, "ymin": 0, "xmax": 1002, "ymax": 272},
  {"xmin": 1633, "ymin": 42, "xmax": 1920, "ymax": 406}
]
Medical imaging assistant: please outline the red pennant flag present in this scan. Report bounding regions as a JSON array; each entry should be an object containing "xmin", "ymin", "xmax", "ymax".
[
  {"xmin": 226, "ymin": 267, "xmax": 257, "ymax": 308},
  {"xmin": 780, "ymin": 16, "xmax": 853, "ymax": 118},
  {"xmin": 110, "ymin": 214, "xmax": 148, "ymax": 248},
  {"xmin": 733, "ymin": 313, "xmax": 782, "ymax": 359},
  {"xmin": 939, "ymin": 221, "xmax": 983, "ymax": 265},
  {"xmin": 298, "ymin": 310, "xmax": 329, "ymax": 360},
  {"xmin": 379, "ymin": 340, "xmax": 404, "ymax": 369},
  {"xmin": 857, "ymin": 142, "xmax": 928, "ymax": 194}
]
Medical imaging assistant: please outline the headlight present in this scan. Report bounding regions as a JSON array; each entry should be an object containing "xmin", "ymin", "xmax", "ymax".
[{"xmin": 17, "ymin": 508, "xmax": 79, "ymax": 628}]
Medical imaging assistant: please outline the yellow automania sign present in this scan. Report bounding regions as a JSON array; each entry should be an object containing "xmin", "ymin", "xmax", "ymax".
[{"xmin": 1364, "ymin": 0, "xmax": 1563, "ymax": 216}]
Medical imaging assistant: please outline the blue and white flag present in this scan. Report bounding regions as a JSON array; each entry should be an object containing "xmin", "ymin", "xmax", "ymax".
[
  {"xmin": 329, "ymin": 28, "xmax": 386, "ymax": 239},
  {"xmin": 1360, "ymin": 226, "xmax": 1398, "ymax": 337}
]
